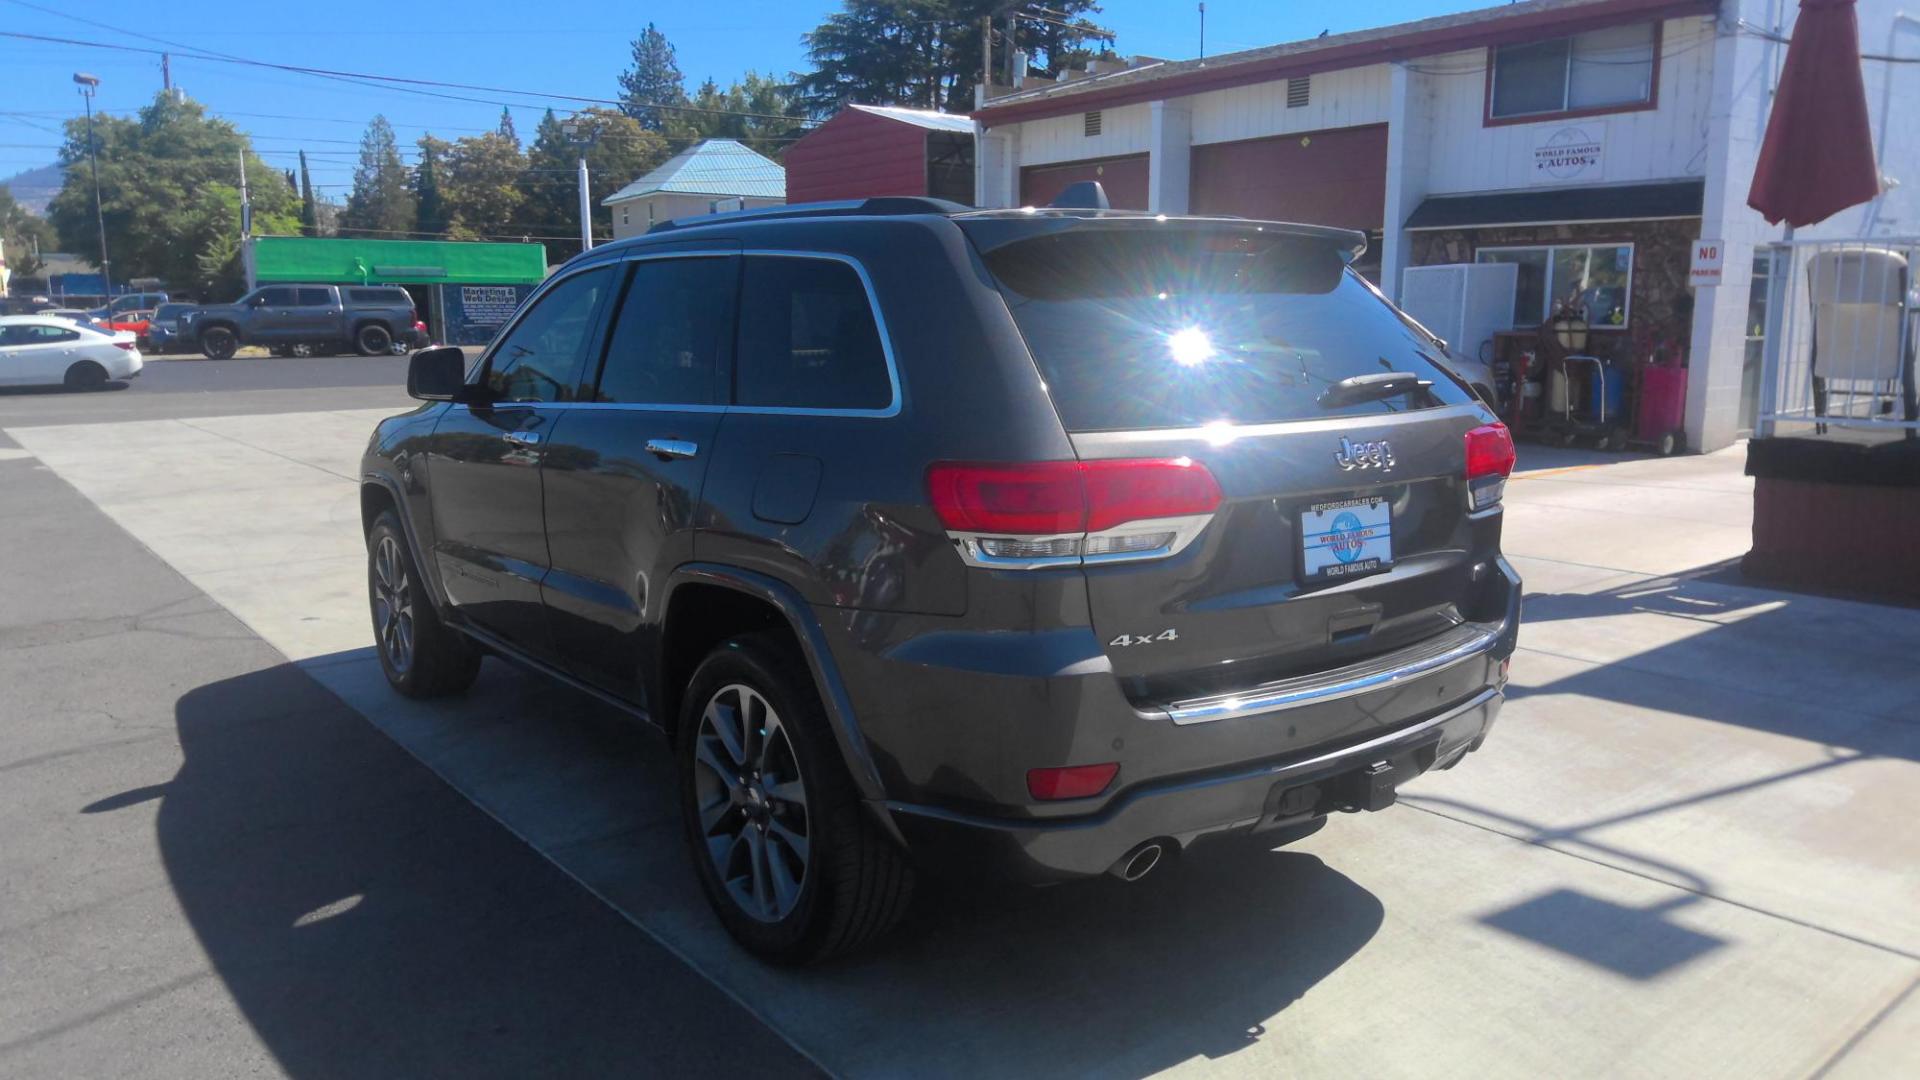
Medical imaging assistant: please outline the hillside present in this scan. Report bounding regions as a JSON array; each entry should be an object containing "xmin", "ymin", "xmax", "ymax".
[{"xmin": 0, "ymin": 163, "xmax": 64, "ymax": 216}]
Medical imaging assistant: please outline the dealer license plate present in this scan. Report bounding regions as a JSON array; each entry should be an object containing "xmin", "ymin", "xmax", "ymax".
[{"xmin": 1301, "ymin": 497, "xmax": 1393, "ymax": 582}]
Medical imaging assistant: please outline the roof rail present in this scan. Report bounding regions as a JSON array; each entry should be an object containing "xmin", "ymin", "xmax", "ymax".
[{"xmin": 647, "ymin": 196, "xmax": 972, "ymax": 234}]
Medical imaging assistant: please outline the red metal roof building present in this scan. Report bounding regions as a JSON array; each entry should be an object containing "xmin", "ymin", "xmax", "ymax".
[{"xmin": 784, "ymin": 105, "xmax": 976, "ymax": 205}]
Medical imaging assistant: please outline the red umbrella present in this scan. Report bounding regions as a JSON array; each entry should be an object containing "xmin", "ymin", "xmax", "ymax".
[{"xmin": 1747, "ymin": 0, "xmax": 1882, "ymax": 228}]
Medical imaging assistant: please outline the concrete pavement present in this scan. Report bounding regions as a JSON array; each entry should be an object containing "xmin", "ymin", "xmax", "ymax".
[{"xmin": 3, "ymin": 398, "xmax": 1917, "ymax": 1077}]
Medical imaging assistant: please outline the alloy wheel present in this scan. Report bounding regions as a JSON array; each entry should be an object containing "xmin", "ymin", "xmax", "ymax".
[
  {"xmin": 370, "ymin": 534, "xmax": 415, "ymax": 673},
  {"xmin": 692, "ymin": 683, "xmax": 811, "ymax": 923}
]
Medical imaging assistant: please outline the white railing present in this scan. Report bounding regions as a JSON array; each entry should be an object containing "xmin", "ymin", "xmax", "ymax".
[{"xmin": 1756, "ymin": 237, "xmax": 1920, "ymax": 438}]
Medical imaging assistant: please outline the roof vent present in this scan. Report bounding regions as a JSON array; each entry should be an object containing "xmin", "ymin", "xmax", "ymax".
[
  {"xmin": 1084, "ymin": 110, "xmax": 1103, "ymax": 137},
  {"xmin": 1287, "ymin": 76, "xmax": 1311, "ymax": 108}
]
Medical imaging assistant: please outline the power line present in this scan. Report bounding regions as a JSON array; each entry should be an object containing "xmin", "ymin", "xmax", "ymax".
[{"xmin": 0, "ymin": 25, "xmax": 819, "ymax": 126}]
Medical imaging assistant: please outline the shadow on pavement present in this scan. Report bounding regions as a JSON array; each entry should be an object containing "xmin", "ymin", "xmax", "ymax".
[
  {"xmin": 135, "ymin": 662, "xmax": 815, "ymax": 1079},
  {"xmin": 0, "ymin": 382, "xmax": 133, "ymax": 396}
]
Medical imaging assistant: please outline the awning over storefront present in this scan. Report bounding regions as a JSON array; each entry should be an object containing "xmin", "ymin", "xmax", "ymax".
[
  {"xmin": 1404, "ymin": 180, "xmax": 1705, "ymax": 231},
  {"xmin": 252, "ymin": 236, "xmax": 547, "ymax": 285}
]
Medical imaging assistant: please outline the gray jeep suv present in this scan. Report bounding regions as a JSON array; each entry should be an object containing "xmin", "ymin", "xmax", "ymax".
[{"xmin": 360, "ymin": 197, "xmax": 1521, "ymax": 964}]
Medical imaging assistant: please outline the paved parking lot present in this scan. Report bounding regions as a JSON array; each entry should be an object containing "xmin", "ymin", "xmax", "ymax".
[{"xmin": 3, "ymin": 358, "xmax": 1916, "ymax": 1077}]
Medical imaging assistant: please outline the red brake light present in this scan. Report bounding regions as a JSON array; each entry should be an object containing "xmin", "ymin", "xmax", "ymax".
[
  {"xmin": 1081, "ymin": 457, "xmax": 1222, "ymax": 532},
  {"xmin": 113, "ymin": 340, "xmax": 136, "ymax": 351},
  {"xmin": 927, "ymin": 461, "xmax": 1086, "ymax": 534},
  {"xmin": 1027, "ymin": 762, "xmax": 1119, "ymax": 800},
  {"xmin": 1465, "ymin": 423, "xmax": 1516, "ymax": 479},
  {"xmin": 1465, "ymin": 423, "xmax": 1516, "ymax": 511}
]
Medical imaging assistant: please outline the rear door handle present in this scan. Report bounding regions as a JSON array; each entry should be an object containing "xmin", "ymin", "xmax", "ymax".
[
  {"xmin": 503, "ymin": 430, "xmax": 542, "ymax": 447},
  {"xmin": 646, "ymin": 438, "xmax": 698, "ymax": 461}
]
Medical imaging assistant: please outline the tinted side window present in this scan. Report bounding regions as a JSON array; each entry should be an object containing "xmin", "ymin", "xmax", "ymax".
[
  {"xmin": 296, "ymin": 287, "xmax": 332, "ymax": 306},
  {"xmin": 592, "ymin": 257, "xmax": 732, "ymax": 405},
  {"xmin": 735, "ymin": 256, "xmax": 891, "ymax": 411},
  {"xmin": 256, "ymin": 288, "xmax": 295, "ymax": 306},
  {"xmin": 485, "ymin": 267, "xmax": 611, "ymax": 403}
]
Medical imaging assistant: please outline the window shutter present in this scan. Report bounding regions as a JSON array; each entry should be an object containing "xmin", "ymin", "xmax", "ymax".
[
  {"xmin": 1287, "ymin": 77, "xmax": 1311, "ymax": 108},
  {"xmin": 1084, "ymin": 110, "xmax": 1102, "ymax": 137}
]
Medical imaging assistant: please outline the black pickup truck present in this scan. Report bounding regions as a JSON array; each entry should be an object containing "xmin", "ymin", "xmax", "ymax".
[{"xmin": 180, "ymin": 283, "xmax": 426, "ymax": 359}]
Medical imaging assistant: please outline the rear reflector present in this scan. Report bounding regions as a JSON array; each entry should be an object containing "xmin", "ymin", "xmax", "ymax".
[
  {"xmin": 1027, "ymin": 762, "xmax": 1119, "ymax": 800},
  {"xmin": 113, "ymin": 341, "xmax": 136, "ymax": 351},
  {"xmin": 1464, "ymin": 423, "xmax": 1516, "ymax": 511}
]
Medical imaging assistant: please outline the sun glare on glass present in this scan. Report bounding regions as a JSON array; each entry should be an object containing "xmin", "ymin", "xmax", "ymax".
[{"xmin": 1167, "ymin": 326, "xmax": 1215, "ymax": 367}]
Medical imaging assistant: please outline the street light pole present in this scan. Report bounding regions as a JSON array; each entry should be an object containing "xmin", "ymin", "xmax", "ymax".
[
  {"xmin": 562, "ymin": 119, "xmax": 594, "ymax": 252},
  {"xmin": 72, "ymin": 73, "xmax": 110, "ymax": 303}
]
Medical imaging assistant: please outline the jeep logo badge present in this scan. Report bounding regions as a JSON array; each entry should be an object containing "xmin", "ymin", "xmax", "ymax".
[{"xmin": 1335, "ymin": 437, "xmax": 1394, "ymax": 471}]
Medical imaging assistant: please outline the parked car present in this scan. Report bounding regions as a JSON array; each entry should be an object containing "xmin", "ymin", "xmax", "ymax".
[
  {"xmin": 144, "ymin": 303, "xmax": 201, "ymax": 354},
  {"xmin": 180, "ymin": 284, "xmax": 425, "ymax": 360},
  {"xmin": 85, "ymin": 292, "xmax": 169, "ymax": 320},
  {"xmin": 104, "ymin": 309, "xmax": 155, "ymax": 349},
  {"xmin": 361, "ymin": 198, "xmax": 1521, "ymax": 964},
  {"xmin": 0, "ymin": 314, "xmax": 143, "ymax": 388}
]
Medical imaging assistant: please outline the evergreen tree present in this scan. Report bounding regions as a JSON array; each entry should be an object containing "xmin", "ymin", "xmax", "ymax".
[
  {"xmin": 284, "ymin": 168, "xmax": 297, "ymax": 192},
  {"xmin": 497, "ymin": 107, "xmax": 520, "ymax": 147},
  {"xmin": 412, "ymin": 134, "xmax": 449, "ymax": 238},
  {"xmin": 339, "ymin": 115, "xmax": 415, "ymax": 238},
  {"xmin": 298, "ymin": 150, "xmax": 319, "ymax": 237},
  {"xmin": 668, "ymin": 72, "xmax": 806, "ymax": 160},
  {"xmin": 618, "ymin": 23, "xmax": 688, "ymax": 131},
  {"xmin": 794, "ymin": 1, "xmax": 1107, "ymax": 117},
  {"xmin": 522, "ymin": 107, "xmax": 669, "ymax": 259}
]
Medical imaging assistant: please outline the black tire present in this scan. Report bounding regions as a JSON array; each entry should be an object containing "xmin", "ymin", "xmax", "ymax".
[
  {"xmin": 63, "ymin": 361, "xmax": 108, "ymax": 390},
  {"xmin": 366, "ymin": 511, "xmax": 480, "ymax": 698},
  {"xmin": 355, "ymin": 323, "xmax": 393, "ymax": 356},
  {"xmin": 678, "ymin": 633, "xmax": 913, "ymax": 965},
  {"xmin": 201, "ymin": 326, "xmax": 238, "ymax": 360},
  {"xmin": 1658, "ymin": 431, "xmax": 1680, "ymax": 456}
]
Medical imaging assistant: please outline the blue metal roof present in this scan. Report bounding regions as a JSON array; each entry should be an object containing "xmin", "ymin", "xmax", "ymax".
[{"xmin": 600, "ymin": 138, "xmax": 786, "ymax": 205}]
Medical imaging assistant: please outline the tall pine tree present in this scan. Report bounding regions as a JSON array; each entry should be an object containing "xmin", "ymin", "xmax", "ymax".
[
  {"xmin": 413, "ymin": 135, "xmax": 449, "ymax": 238},
  {"xmin": 497, "ymin": 107, "xmax": 520, "ymax": 147},
  {"xmin": 618, "ymin": 23, "xmax": 687, "ymax": 131},
  {"xmin": 339, "ymin": 115, "xmax": 415, "ymax": 238},
  {"xmin": 297, "ymin": 150, "xmax": 319, "ymax": 237}
]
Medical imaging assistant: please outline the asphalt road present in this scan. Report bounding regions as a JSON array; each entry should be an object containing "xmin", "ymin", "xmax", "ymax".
[
  {"xmin": 3, "ymin": 363, "xmax": 1918, "ymax": 1078},
  {"xmin": 0, "ymin": 353, "xmax": 417, "ymax": 427}
]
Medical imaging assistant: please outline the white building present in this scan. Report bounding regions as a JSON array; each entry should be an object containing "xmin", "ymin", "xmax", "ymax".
[
  {"xmin": 973, "ymin": 0, "xmax": 1919, "ymax": 451},
  {"xmin": 603, "ymin": 139, "xmax": 786, "ymax": 240}
]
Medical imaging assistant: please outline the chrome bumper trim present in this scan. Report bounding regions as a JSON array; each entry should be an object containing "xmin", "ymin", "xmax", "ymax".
[{"xmin": 1163, "ymin": 622, "xmax": 1503, "ymax": 726}]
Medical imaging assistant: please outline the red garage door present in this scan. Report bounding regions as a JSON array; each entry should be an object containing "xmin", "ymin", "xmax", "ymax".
[
  {"xmin": 1020, "ymin": 154, "xmax": 1149, "ymax": 210},
  {"xmin": 1191, "ymin": 124, "xmax": 1387, "ymax": 231}
]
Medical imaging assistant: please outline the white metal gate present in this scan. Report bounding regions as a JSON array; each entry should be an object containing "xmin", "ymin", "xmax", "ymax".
[{"xmin": 1756, "ymin": 238, "xmax": 1920, "ymax": 438}]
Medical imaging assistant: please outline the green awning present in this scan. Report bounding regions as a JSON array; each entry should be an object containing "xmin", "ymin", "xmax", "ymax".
[{"xmin": 252, "ymin": 236, "xmax": 547, "ymax": 285}]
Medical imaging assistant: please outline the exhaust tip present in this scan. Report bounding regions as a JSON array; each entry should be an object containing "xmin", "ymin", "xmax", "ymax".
[{"xmin": 1110, "ymin": 840, "xmax": 1167, "ymax": 882}]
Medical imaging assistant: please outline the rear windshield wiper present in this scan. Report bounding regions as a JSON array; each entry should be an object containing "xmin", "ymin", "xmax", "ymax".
[{"xmin": 1318, "ymin": 371, "xmax": 1430, "ymax": 407}]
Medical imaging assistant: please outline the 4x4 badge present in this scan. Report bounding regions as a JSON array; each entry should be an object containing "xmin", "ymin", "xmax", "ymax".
[{"xmin": 1335, "ymin": 437, "xmax": 1394, "ymax": 471}]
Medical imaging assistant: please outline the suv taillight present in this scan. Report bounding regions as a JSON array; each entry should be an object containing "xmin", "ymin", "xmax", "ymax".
[
  {"xmin": 927, "ymin": 458, "xmax": 1222, "ymax": 568},
  {"xmin": 1465, "ymin": 423, "xmax": 1516, "ymax": 511}
]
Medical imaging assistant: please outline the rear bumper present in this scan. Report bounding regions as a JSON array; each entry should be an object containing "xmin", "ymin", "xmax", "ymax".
[{"xmin": 888, "ymin": 684, "xmax": 1502, "ymax": 883}]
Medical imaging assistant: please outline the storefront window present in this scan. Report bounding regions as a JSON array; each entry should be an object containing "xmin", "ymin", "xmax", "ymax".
[{"xmin": 1477, "ymin": 243, "xmax": 1633, "ymax": 328}]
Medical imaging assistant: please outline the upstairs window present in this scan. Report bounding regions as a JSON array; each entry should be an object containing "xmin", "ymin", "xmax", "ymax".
[{"xmin": 1489, "ymin": 23, "xmax": 1656, "ymax": 121}]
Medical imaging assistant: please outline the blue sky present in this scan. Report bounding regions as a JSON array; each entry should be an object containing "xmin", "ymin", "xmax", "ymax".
[{"xmin": 1, "ymin": 0, "xmax": 1483, "ymax": 199}]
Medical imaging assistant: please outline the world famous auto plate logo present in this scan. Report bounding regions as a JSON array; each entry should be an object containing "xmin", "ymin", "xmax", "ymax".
[
  {"xmin": 1304, "ymin": 497, "xmax": 1391, "ymax": 579},
  {"xmin": 1329, "ymin": 510, "xmax": 1369, "ymax": 564}
]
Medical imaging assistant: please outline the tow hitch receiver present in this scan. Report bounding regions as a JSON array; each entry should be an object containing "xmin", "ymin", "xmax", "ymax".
[{"xmin": 1355, "ymin": 760, "xmax": 1400, "ymax": 812}]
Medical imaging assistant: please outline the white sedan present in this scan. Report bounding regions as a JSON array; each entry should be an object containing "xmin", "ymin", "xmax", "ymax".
[{"xmin": 0, "ymin": 315, "xmax": 144, "ymax": 389}]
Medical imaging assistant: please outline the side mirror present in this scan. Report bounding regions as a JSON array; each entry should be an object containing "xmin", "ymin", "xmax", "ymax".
[
  {"xmin": 407, "ymin": 345, "xmax": 471, "ymax": 402},
  {"xmin": 248, "ymin": 295, "xmax": 268, "ymax": 307}
]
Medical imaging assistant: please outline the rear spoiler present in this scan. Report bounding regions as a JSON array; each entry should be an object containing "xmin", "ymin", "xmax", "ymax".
[{"xmin": 954, "ymin": 211, "xmax": 1368, "ymax": 264}]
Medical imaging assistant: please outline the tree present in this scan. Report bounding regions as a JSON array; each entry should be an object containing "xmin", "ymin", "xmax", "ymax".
[
  {"xmin": 1, "ymin": 186, "xmax": 56, "ymax": 281},
  {"xmin": 794, "ymin": 1, "xmax": 1108, "ymax": 117},
  {"xmin": 45, "ymin": 92, "xmax": 298, "ymax": 296},
  {"xmin": 339, "ymin": 115, "xmax": 415, "ymax": 238},
  {"xmin": 497, "ymin": 107, "xmax": 520, "ymax": 147},
  {"xmin": 440, "ymin": 132, "xmax": 527, "ymax": 240},
  {"xmin": 522, "ymin": 107, "xmax": 669, "ymax": 260},
  {"xmin": 668, "ymin": 72, "xmax": 806, "ymax": 160},
  {"xmin": 298, "ymin": 150, "xmax": 319, "ymax": 237},
  {"xmin": 412, "ymin": 134, "xmax": 449, "ymax": 238},
  {"xmin": 619, "ymin": 23, "xmax": 688, "ymax": 131}
]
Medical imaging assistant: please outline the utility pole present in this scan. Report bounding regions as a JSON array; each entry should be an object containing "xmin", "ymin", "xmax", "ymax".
[
  {"xmin": 563, "ymin": 119, "xmax": 594, "ymax": 250},
  {"xmin": 238, "ymin": 148, "xmax": 256, "ymax": 291},
  {"xmin": 161, "ymin": 52, "xmax": 171, "ymax": 92},
  {"xmin": 72, "ymin": 73, "xmax": 110, "ymax": 304},
  {"xmin": 982, "ymin": 15, "xmax": 993, "ymax": 99},
  {"xmin": 1199, "ymin": 3, "xmax": 1207, "ymax": 60}
]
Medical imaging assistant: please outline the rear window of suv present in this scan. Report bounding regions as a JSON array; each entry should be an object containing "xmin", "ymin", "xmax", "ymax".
[{"xmin": 976, "ymin": 227, "xmax": 1472, "ymax": 432}]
